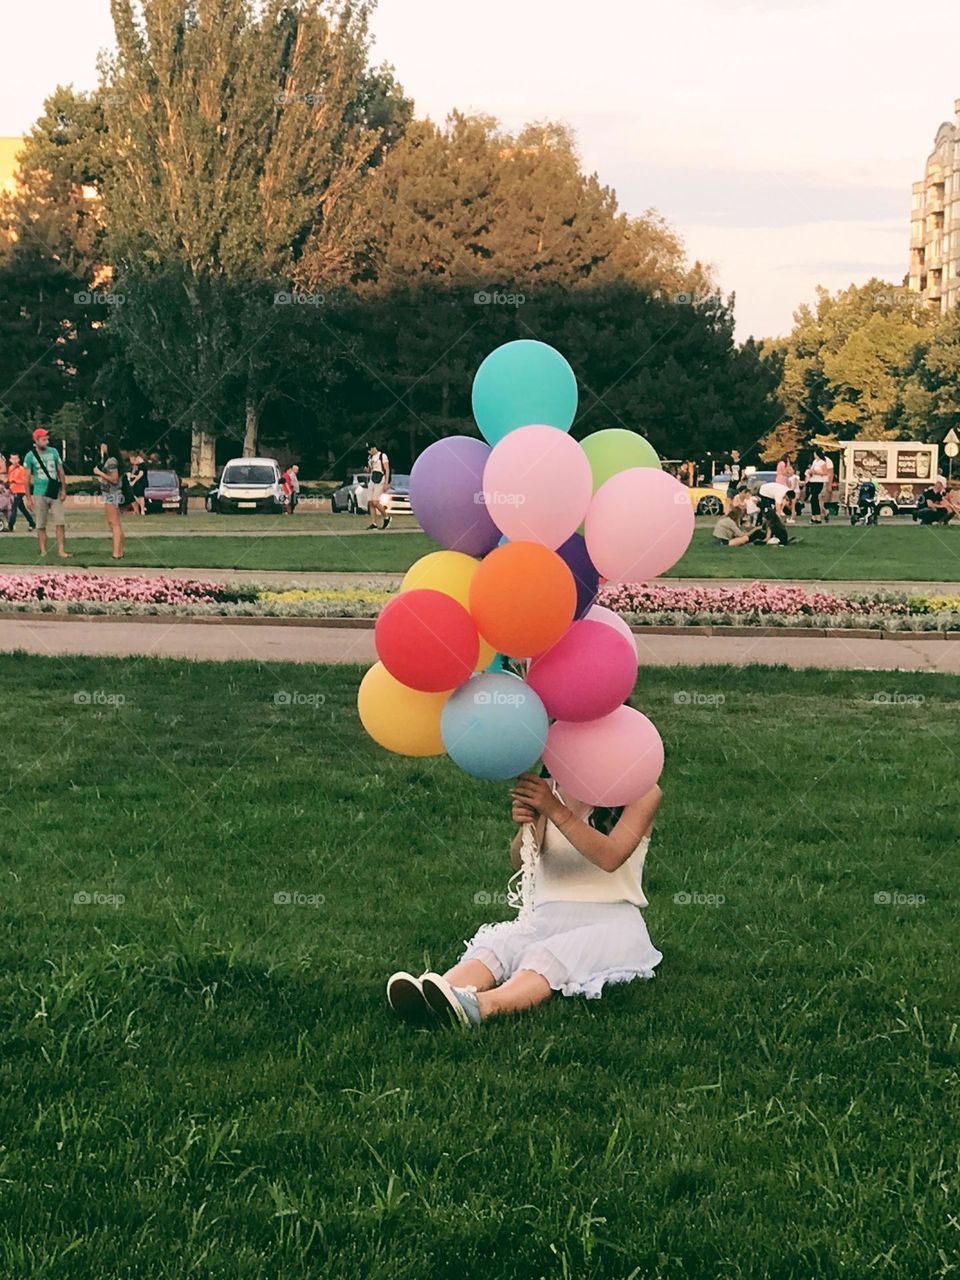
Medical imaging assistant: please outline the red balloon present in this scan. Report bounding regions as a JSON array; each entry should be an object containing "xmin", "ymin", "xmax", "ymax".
[{"xmin": 375, "ymin": 589, "xmax": 480, "ymax": 692}]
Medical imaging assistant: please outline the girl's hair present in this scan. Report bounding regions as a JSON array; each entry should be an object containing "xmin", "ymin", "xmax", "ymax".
[
  {"xmin": 813, "ymin": 447, "xmax": 826, "ymax": 461},
  {"xmin": 100, "ymin": 437, "xmax": 122, "ymax": 463},
  {"xmin": 538, "ymin": 765, "xmax": 624, "ymax": 835}
]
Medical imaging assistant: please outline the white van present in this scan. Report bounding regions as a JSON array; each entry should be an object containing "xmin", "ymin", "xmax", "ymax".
[{"xmin": 213, "ymin": 457, "xmax": 284, "ymax": 514}]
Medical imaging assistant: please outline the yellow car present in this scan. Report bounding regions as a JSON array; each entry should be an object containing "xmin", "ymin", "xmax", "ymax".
[{"xmin": 685, "ymin": 485, "xmax": 729, "ymax": 517}]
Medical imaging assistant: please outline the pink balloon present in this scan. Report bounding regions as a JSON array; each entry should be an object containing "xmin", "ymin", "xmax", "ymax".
[
  {"xmin": 544, "ymin": 705, "xmax": 664, "ymax": 807},
  {"xmin": 585, "ymin": 604, "xmax": 635, "ymax": 648},
  {"xmin": 584, "ymin": 468, "xmax": 695, "ymax": 583},
  {"xmin": 526, "ymin": 620, "xmax": 637, "ymax": 722},
  {"xmin": 482, "ymin": 424, "xmax": 593, "ymax": 549}
]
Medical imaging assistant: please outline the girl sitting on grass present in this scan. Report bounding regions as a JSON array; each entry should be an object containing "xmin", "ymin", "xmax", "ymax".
[{"xmin": 387, "ymin": 771, "xmax": 662, "ymax": 1028}]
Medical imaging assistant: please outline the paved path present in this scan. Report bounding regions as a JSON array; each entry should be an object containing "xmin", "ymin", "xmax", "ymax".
[{"xmin": 3, "ymin": 618, "xmax": 960, "ymax": 673}]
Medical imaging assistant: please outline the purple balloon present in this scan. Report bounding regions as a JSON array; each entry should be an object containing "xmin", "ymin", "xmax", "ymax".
[
  {"xmin": 557, "ymin": 532, "xmax": 600, "ymax": 619},
  {"xmin": 409, "ymin": 436, "xmax": 501, "ymax": 557}
]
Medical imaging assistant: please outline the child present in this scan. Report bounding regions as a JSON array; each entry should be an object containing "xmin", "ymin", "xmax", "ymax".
[{"xmin": 386, "ymin": 772, "xmax": 662, "ymax": 1028}]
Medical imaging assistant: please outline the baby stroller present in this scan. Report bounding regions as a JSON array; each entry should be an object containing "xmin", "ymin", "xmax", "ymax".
[{"xmin": 849, "ymin": 479, "xmax": 878, "ymax": 526}]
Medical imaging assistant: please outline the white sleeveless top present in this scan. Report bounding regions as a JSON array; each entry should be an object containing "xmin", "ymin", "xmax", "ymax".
[{"xmin": 534, "ymin": 804, "xmax": 650, "ymax": 908}]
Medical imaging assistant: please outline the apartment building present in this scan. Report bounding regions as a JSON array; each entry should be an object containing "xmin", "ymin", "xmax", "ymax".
[{"xmin": 909, "ymin": 100, "xmax": 960, "ymax": 313}]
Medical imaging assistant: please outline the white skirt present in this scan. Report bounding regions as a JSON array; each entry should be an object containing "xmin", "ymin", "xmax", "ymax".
[{"xmin": 461, "ymin": 899, "xmax": 662, "ymax": 1000}]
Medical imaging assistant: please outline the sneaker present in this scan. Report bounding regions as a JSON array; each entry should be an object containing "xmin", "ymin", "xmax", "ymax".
[
  {"xmin": 365, "ymin": 523, "xmax": 378, "ymax": 530},
  {"xmin": 786, "ymin": 518, "xmax": 796, "ymax": 525},
  {"xmin": 381, "ymin": 515, "xmax": 392, "ymax": 530},
  {"xmin": 420, "ymin": 972, "xmax": 482, "ymax": 1028},
  {"xmin": 386, "ymin": 971, "xmax": 431, "ymax": 1021}
]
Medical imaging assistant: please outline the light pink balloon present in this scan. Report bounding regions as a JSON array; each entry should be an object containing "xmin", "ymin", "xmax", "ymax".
[
  {"xmin": 585, "ymin": 604, "xmax": 635, "ymax": 648},
  {"xmin": 584, "ymin": 468, "xmax": 695, "ymax": 583},
  {"xmin": 482, "ymin": 424, "xmax": 593, "ymax": 550},
  {"xmin": 544, "ymin": 705, "xmax": 664, "ymax": 807},
  {"xmin": 526, "ymin": 620, "xmax": 638, "ymax": 722}
]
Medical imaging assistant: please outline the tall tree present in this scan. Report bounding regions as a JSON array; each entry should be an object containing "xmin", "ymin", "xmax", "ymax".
[
  {"xmin": 768, "ymin": 280, "xmax": 938, "ymax": 448},
  {"xmin": 101, "ymin": 0, "xmax": 406, "ymax": 475}
]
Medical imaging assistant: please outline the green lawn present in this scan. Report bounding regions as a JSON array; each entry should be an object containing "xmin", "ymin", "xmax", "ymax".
[
  {"xmin": 1, "ymin": 657, "xmax": 957, "ymax": 1278},
  {"xmin": 3, "ymin": 521, "xmax": 960, "ymax": 583}
]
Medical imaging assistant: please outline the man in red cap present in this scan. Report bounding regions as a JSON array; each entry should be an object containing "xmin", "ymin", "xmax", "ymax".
[{"xmin": 24, "ymin": 427, "xmax": 70, "ymax": 559}]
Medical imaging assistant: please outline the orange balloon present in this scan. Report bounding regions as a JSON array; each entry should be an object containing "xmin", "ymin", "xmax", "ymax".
[{"xmin": 469, "ymin": 541, "xmax": 577, "ymax": 658}]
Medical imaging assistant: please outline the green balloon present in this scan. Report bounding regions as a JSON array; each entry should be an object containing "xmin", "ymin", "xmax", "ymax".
[{"xmin": 580, "ymin": 428, "xmax": 661, "ymax": 493}]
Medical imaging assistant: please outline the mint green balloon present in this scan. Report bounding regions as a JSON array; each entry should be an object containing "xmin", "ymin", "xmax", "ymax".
[
  {"xmin": 581, "ymin": 428, "xmax": 661, "ymax": 493},
  {"xmin": 472, "ymin": 340, "xmax": 578, "ymax": 445}
]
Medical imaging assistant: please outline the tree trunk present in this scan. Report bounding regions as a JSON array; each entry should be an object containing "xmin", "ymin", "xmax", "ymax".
[
  {"xmin": 190, "ymin": 426, "xmax": 217, "ymax": 482},
  {"xmin": 243, "ymin": 397, "xmax": 258, "ymax": 456}
]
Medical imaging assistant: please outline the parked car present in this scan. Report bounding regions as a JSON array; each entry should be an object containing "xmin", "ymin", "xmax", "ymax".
[
  {"xmin": 143, "ymin": 469, "xmax": 188, "ymax": 515},
  {"xmin": 331, "ymin": 470, "xmax": 412, "ymax": 514},
  {"xmin": 712, "ymin": 470, "xmax": 778, "ymax": 496},
  {"xmin": 212, "ymin": 458, "xmax": 284, "ymax": 514},
  {"xmin": 383, "ymin": 473, "xmax": 412, "ymax": 514},
  {"xmin": 330, "ymin": 471, "xmax": 369, "ymax": 514}
]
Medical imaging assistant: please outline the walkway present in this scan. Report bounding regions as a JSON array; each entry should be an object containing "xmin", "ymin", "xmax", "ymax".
[{"xmin": 3, "ymin": 617, "xmax": 960, "ymax": 673}]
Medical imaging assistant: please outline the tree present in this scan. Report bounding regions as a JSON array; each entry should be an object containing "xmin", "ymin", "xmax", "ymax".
[
  {"xmin": 769, "ymin": 280, "xmax": 939, "ymax": 448},
  {"xmin": 101, "ymin": 0, "xmax": 407, "ymax": 475},
  {"xmin": 902, "ymin": 307, "xmax": 960, "ymax": 441}
]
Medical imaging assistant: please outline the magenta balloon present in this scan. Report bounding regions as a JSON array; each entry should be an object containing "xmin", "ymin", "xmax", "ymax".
[
  {"xmin": 585, "ymin": 604, "xmax": 635, "ymax": 648},
  {"xmin": 543, "ymin": 705, "xmax": 664, "ymax": 807},
  {"xmin": 482, "ymin": 425, "xmax": 593, "ymax": 549},
  {"xmin": 584, "ymin": 468, "xmax": 695, "ymax": 583},
  {"xmin": 526, "ymin": 620, "xmax": 637, "ymax": 722},
  {"xmin": 409, "ymin": 436, "xmax": 501, "ymax": 557}
]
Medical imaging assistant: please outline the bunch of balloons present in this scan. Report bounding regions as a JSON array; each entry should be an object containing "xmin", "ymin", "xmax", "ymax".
[{"xmin": 358, "ymin": 339, "xmax": 695, "ymax": 807}]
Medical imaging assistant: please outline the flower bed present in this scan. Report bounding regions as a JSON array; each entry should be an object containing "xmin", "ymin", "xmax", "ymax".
[
  {"xmin": 596, "ymin": 582, "xmax": 960, "ymax": 631},
  {"xmin": 2, "ymin": 574, "xmax": 960, "ymax": 632}
]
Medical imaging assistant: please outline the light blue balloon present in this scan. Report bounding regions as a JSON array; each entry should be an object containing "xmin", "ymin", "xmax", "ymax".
[
  {"xmin": 472, "ymin": 340, "xmax": 578, "ymax": 446},
  {"xmin": 441, "ymin": 673, "xmax": 548, "ymax": 781}
]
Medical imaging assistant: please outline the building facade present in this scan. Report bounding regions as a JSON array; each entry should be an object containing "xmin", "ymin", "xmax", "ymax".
[{"xmin": 909, "ymin": 100, "xmax": 960, "ymax": 314}]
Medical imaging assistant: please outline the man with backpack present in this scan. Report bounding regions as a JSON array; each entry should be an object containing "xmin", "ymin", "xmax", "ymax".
[{"xmin": 24, "ymin": 427, "xmax": 71, "ymax": 559}]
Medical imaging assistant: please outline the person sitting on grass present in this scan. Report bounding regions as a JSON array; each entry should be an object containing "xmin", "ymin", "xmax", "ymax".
[
  {"xmin": 713, "ymin": 509, "xmax": 750, "ymax": 546},
  {"xmin": 914, "ymin": 477, "xmax": 954, "ymax": 525},
  {"xmin": 386, "ymin": 772, "xmax": 663, "ymax": 1028}
]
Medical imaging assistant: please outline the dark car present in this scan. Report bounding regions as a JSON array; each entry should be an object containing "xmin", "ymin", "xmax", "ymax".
[{"xmin": 144, "ymin": 469, "xmax": 188, "ymax": 515}]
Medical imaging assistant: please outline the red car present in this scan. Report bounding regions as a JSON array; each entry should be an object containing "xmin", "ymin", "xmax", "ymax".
[{"xmin": 144, "ymin": 468, "xmax": 188, "ymax": 515}]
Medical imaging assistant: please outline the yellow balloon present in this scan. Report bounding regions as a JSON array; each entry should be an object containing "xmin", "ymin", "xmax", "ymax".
[
  {"xmin": 400, "ymin": 550, "xmax": 495, "ymax": 670},
  {"xmin": 358, "ymin": 662, "xmax": 448, "ymax": 757}
]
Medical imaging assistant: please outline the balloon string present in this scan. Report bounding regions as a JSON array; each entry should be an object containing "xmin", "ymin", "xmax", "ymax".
[{"xmin": 506, "ymin": 820, "xmax": 539, "ymax": 925}]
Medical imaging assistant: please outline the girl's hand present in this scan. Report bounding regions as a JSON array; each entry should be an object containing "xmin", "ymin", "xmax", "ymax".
[
  {"xmin": 511, "ymin": 772, "xmax": 560, "ymax": 821},
  {"xmin": 511, "ymin": 799, "xmax": 537, "ymax": 825}
]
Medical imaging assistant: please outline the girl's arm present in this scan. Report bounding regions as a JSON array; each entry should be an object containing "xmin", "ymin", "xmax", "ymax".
[{"xmin": 512, "ymin": 773, "xmax": 661, "ymax": 873}]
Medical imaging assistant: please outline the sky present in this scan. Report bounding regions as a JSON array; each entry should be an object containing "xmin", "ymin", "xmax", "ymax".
[{"xmin": 2, "ymin": 0, "xmax": 958, "ymax": 339}]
